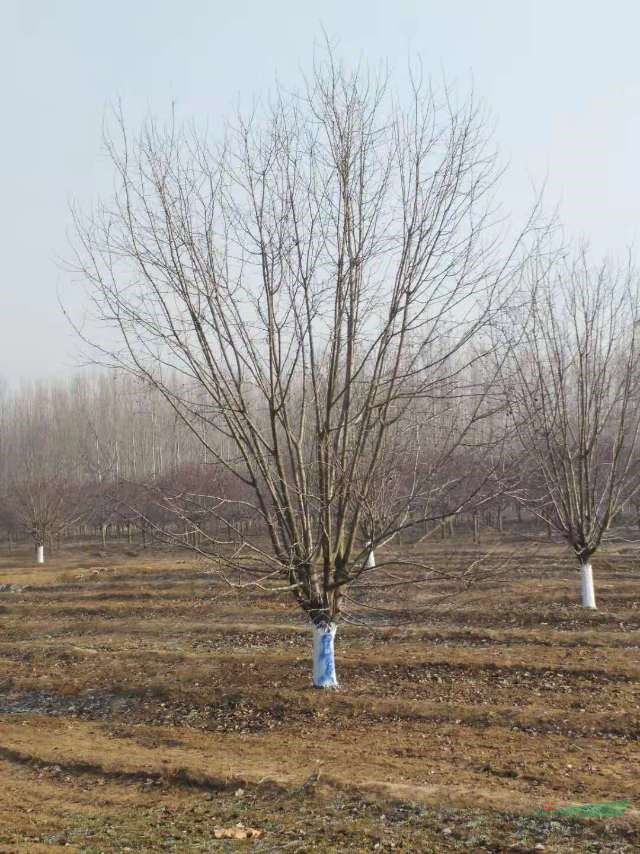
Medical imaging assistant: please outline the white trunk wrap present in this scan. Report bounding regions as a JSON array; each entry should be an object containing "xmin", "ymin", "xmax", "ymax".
[
  {"xmin": 312, "ymin": 623, "xmax": 338, "ymax": 688},
  {"xmin": 36, "ymin": 545, "xmax": 44, "ymax": 564},
  {"xmin": 580, "ymin": 563, "xmax": 596, "ymax": 609},
  {"xmin": 366, "ymin": 545, "xmax": 376, "ymax": 569}
]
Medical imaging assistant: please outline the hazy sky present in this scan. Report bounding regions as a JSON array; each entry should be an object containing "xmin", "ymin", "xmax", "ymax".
[{"xmin": 2, "ymin": 0, "xmax": 640, "ymax": 382}]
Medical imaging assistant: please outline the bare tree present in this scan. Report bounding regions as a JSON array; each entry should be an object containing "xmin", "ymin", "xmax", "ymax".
[
  {"xmin": 9, "ymin": 470, "xmax": 86, "ymax": 562},
  {"xmin": 499, "ymin": 250, "xmax": 640, "ymax": 608},
  {"xmin": 2, "ymin": 384, "xmax": 88, "ymax": 563},
  {"xmin": 70, "ymin": 50, "xmax": 538, "ymax": 686}
]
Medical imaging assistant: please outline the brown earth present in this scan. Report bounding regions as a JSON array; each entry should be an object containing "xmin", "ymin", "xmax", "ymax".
[{"xmin": 0, "ymin": 540, "xmax": 639, "ymax": 852}]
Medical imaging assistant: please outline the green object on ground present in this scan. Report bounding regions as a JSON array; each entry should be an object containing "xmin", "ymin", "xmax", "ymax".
[{"xmin": 537, "ymin": 800, "xmax": 629, "ymax": 819}]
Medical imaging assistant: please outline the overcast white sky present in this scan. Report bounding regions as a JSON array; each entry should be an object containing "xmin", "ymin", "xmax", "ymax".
[{"xmin": 2, "ymin": 0, "xmax": 639, "ymax": 382}]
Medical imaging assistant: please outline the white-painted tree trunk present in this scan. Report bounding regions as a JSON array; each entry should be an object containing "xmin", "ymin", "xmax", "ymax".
[
  {"xmin": 366, "ymin": 542, "xmax": 376, "ymax": 569},
  {"xmin": 312, "ymin": 623, "xmax": 338, "ymax": 688},
  {"xmin": 36, "ymin": 544, "xmax": 44, "ymax": 564},
  {"xmin": 580, "ymin": 562, "xmax": 596, "ymax": 609}
]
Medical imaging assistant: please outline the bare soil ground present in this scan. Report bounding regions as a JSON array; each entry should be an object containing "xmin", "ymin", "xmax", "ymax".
[{"xmin": 0, "ymin": 540, "xmax": 639, "ymax": 852}]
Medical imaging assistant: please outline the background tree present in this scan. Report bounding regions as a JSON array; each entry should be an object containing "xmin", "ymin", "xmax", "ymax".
[
  {"xmin": 2, "ymin": 382, "xmax": 88, "ymax": 562},
  {"xmin": 499, "ymin": 250, "xmax": 640, "ymax": 608}
]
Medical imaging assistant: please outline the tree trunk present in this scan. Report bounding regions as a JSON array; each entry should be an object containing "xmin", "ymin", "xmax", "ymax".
[
  {"xmin": 580, "ymin": 563, "xmax": 596, "ymax": 609},
  {"xmin": 101, "ymin": 523, "xmax": 107, "ymax": 547},
  {"xmin": 473, "ymin": 511, "xmax": 480, "ymax": 544},
  {"xmin": 366, "ymin": 543, "xmax": 376, "ymax": 569},
  {"xmin": 312, "ymin": 623, "xmax": 338, "ymax": 688},
  {"xmin": 36, "ymin": 544, "xmax": 44, "ymax": 564}
]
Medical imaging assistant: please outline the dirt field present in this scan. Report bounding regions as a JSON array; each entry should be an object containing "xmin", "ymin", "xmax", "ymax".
[{"xmin": 0, "ymin": 540, "xmax": 639, "ymax": 852}]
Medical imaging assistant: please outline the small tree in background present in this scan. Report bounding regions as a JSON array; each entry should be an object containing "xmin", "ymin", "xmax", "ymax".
[
  {"xmin": 9, "ymin": 470, "xmax": 86, "ymax": 563},
  {"xmin": 500, "ymin": 250, "xmax": 640, "ymax": 608},
  {"xmin": 2, "ymin": 382, "xmax": 88, "ymax": 563}
]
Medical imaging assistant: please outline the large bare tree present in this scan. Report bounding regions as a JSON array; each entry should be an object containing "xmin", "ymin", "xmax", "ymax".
[
  {"xmin": 499, "ymin": 250, "xmax": 640, "ymax": 608},
  {"xmin": 70, "ymin": 52, "xmax": 538, "ymax": 686}
]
